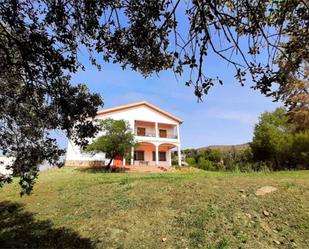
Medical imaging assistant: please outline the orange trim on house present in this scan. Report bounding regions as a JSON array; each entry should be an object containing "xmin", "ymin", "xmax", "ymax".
[{"xmin": 96, "ymin": 101, "xmax": 183, "ymax": 124}]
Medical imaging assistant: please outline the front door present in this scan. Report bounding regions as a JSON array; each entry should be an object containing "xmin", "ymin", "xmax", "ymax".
[{"xmin": 113, "ymin": 155, "xmax": 123, "ymax": 166}]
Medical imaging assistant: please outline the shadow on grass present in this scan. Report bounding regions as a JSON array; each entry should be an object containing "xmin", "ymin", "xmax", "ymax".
[
  {"xmin": 0, "ymin": 201, "xmax": 95, "ymax": 249},
  {"xmin": 78, "ymin": 168, "xmax": 197, "ymax": 185},
  {"xmin": 76, "ymin": 166, "xmax": 125, "ymax": 174}
]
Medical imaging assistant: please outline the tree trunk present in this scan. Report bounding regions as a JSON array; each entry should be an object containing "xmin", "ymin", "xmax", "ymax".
[
  {"xmin": 274, "ymin": 155, "xmax": 280, "ymax": 170},
  {"xmin": 106, "ymin": 158, "xmax": 113, "ymax": 171}
]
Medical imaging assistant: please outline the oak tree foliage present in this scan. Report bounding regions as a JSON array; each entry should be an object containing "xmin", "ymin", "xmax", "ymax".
[
  {"xmin": 277, "ymin": 64, "xmax": 309, "ymax": 131},
  {"xmin": 0, "ymin": 0, "xmax": 308, "ymax": 193}
]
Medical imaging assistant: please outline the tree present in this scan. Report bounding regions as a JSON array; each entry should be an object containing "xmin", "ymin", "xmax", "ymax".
[
  {"xmin": 251, "ymin": 108, "xmax": 290, "ymax": 169},
  {"xmin": 276, "ymin": 64, "xmax": 309, "ymax": 131},
  {"xmin": 182, "ymin": 149, "xmax": 199, "ymax": 163},
  {"xmin": 204, "ymin": 149, "xmax": 222, "ymax": 163},
  {"xmin": 1, "ymin": 0, "xmax": 308, "ymax": 193},
  {"xmin": 197, "ymin": 157, "xmax": 215, "ymax": 171},
  {"xmin": 251, "ymin": 108, "xmax": 309, "ymax": 170},
  {"xmin": 251, "ymin": 108, "xmax": 294, "ymax": 169},
  {"xmin": 290, "ymin": 131, "xmax": 309, "ymax": 169},
  {"xmin": 84, "ymin": 119, "xmax": 135, "ymax": 169},
  {"xmin": 185, "ymin": 157, "xmax": 196, "ymax": 166}
]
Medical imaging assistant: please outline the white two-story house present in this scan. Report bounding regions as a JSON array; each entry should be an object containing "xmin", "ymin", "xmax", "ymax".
[{"xmin": 65, "ymin": 101, "xmax": 183, "ymax": 167}]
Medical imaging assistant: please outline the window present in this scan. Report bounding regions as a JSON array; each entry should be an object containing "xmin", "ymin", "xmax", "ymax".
[
  {"xmin": 152, "ymin": 151, "xmax": 166, "ymax": 161},
  {"xmin": 137, "ymin": 127, "xmax": 146, "ymax": 136},
  {"xmin": 159, "ymin": 129, "xmax": 167, "ymax": 138},
  {"xmin": 159, "ymin": 152, "xmax": 166, "ymax": 161},
  {"xmin": 134, "ymin": 150, "xmax": 144, "ymax": 161}
]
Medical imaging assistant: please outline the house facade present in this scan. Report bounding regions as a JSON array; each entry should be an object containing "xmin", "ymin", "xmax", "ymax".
[
  {"xmin": 0, "ymin": 156, "xmax": 14, "ymax": 176},
  {"xmin": 65, "ymin": 101, "xmax": 183, "ymax": 167}
]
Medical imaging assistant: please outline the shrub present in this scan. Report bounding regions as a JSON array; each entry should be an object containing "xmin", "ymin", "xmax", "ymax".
[
  {"xmin": 236, "ymin": 163, "xmax": 254, "ymax": 172},
  {"xmin": 185, "ymin": 157, "xmax": 196, "ymax": 166},
  {"xmin": 205, "ymin": 149, "xmax": 222, "ymax": 163},
  {"xmin": 290, "ymin": 131, "xmax": 309, "ymax": 170},
  {"xmin": 253, "ymin": 162, "xmax": 272, "ymax": 172},
  {"xmin": 214, "ymin": 162, "xmax": 225, "ymax": 171},
  {"xmin": 224, "ymin": 162, "xmax": 272, "ymax": 172},
  {"xmin": 224, "ymin": 162, "xmax": 239, "ymax": 172},
  {"xmin": 197, "ymin": 157, "xmax": 215, "ymax": 171}
]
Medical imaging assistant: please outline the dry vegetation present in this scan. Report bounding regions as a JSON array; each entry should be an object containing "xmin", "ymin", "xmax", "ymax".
[{"xmin": 197, "ymin": 143, "xmax": 250, "ymax": 153}]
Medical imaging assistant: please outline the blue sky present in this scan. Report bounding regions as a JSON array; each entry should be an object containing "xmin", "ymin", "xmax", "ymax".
[
  {"xmin": 54, "ymin": 5, "xmax": 282, "ymax": 150},
  {"xmin": 55, "ymin": 52, "xmax": 282, "ymax": 150}
]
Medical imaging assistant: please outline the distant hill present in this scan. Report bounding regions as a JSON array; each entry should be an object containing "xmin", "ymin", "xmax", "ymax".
[{"xmin": 196, "ymin": 143, "xmax": 250, "ymax": 152}]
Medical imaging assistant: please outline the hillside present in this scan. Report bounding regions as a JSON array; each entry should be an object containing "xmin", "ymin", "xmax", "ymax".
[
  {"xmin": 1, "ymin": 168, "xmax": 308, "ymax": 248},
  {"xmin": 197, "ymin": 143, "xmax": 250, "ymax": 152}
]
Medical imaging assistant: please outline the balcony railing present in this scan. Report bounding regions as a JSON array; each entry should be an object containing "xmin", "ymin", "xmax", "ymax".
[
  {"xmin": 135, "ymin": 132, "xmax": 178, "ymax": 139},
  {"xmin": 135, "ymin": 132, "xmax": 156, "ymax": 137},
  {"xmin": 166, "ymin": 134, "xmax": 178, "ymax": 139}
]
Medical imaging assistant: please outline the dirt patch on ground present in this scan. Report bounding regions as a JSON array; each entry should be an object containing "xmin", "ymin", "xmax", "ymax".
[{"xmin": 255, "ymin": 186, "xmax": 278, "ymax": 196}]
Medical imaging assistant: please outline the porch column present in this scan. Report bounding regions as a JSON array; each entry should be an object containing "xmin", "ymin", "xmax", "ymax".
[
  {"xmin": 123, "ymin": 158, "xmax": 126, "ymax": 166},
  {"xmin": 168, "ymin": 150, "xmax": 172, "ymax": 166},
  {"xmin": 177, "ymin": 146, "xmax": 181, "ymax": 166},
  {"xmin": 131, "ymin": 147, "xmax": 134, "ymax": 165},
  {"xmin": 155, "ymin": 144, "xmax": 159, "ymax": 166},
  {"xmin": 131, "ymin": 120, "xmax": 136, "ymax": 135},
  {"xmin": 176, "ymin": 124, "xmax": 180, "ymax": 140},
  {"xmin": 155, "ymin": 122, "xmax": 158, "ymax": 137}
]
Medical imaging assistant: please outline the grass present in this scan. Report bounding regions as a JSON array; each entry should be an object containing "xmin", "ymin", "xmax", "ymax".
[{"xmin": 0, "ymin": 168, "xmax": 308, "ymax": 248}]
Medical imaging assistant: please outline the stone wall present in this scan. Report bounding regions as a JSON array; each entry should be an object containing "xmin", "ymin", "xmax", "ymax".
[{"xmin": 65, "ymin": 160, "xmax": 105, "ymax": 167}]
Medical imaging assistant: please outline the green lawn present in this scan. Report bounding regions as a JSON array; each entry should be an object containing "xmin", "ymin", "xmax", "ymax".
[{"xmin": 1, "ymin": 168, "xmax": 308, "ymax": 249}]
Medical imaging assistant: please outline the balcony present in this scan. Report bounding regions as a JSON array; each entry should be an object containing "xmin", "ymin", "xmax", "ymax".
[
  {"xmin": 134, "ymin": 120, "xmax": 179, "ymax": 140},
  {"xmin": 165, "ymin": 134, "xmax": 178, "ymax": 139},
  {"xmin": 137, "ymin": 132, "xmax": 156, "ymax": 137}
]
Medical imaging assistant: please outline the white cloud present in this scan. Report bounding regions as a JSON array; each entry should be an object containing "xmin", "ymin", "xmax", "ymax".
[{"xmin": 210, "ymin": 110, "xmax": 259, "ymax": 125}]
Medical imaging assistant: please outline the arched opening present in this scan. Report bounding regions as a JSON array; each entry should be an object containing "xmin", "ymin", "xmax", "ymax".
[
  {"xmin": 132, "ymin": 142, "xmax": 180, "ymax": 167},
  {"xmin": 133, "ymin": 142, "xmax": 156, "ymax": 166},
  {"xmin": 157, "ymin": 143, "xmax": 178, "ymax": 167}
]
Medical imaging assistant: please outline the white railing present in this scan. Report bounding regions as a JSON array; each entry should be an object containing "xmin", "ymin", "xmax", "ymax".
[
  {"xmin": 135, "ymin": 132, "xmax": 156, "ymax": 137},
  {"xmin": 135, "ymin": 133, "xmax": 178, "ymax": 139}
]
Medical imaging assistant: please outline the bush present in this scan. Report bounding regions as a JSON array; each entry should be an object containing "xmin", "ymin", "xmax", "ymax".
[
  {"xmin": 196, "ymin": 157, "xmax": 215, "ymax": 171},
  {"xmin": 224, "ymin": 162, "xmax": 272, "ymax": 172},
  {"xmin": 185, "ymin": 157, "xmax": 196, "ymax": 166},
  {"xmin": 290, "ymin": 131, "xmax": 309, "ymax": 170},
  {"xmin": 224, "ymin": 162, "xmax": 239, "ymax": 172},
  {"xmin": 205, "ymin": 149, "xmax": 222, "ymax": 163},
  {"xmin": 253, "ymin": 162, "xmax": 272, "ymax": 172},
  {"xmin": 214, "ymin": 162, "xmax": 225, "ymax": 171},
  {"xmin": 236, "ymin": 163, "xmax": 254, "ymax": 172}
]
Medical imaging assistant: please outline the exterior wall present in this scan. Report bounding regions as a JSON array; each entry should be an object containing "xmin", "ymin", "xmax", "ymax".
[
  {"xmin": 98, "ymin": 105, "xmax": 179, "ymax": 126},
  {"xmin": 66, "ymin": 140, "xmax": 107, "ymax": 162},
  {"xmin": 65, "ymin": 104, "xmax": 181, "ymax": 167},
  {"xmin": 0, "ymin": 156, "xmax": 14, "ymax": 176}
]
